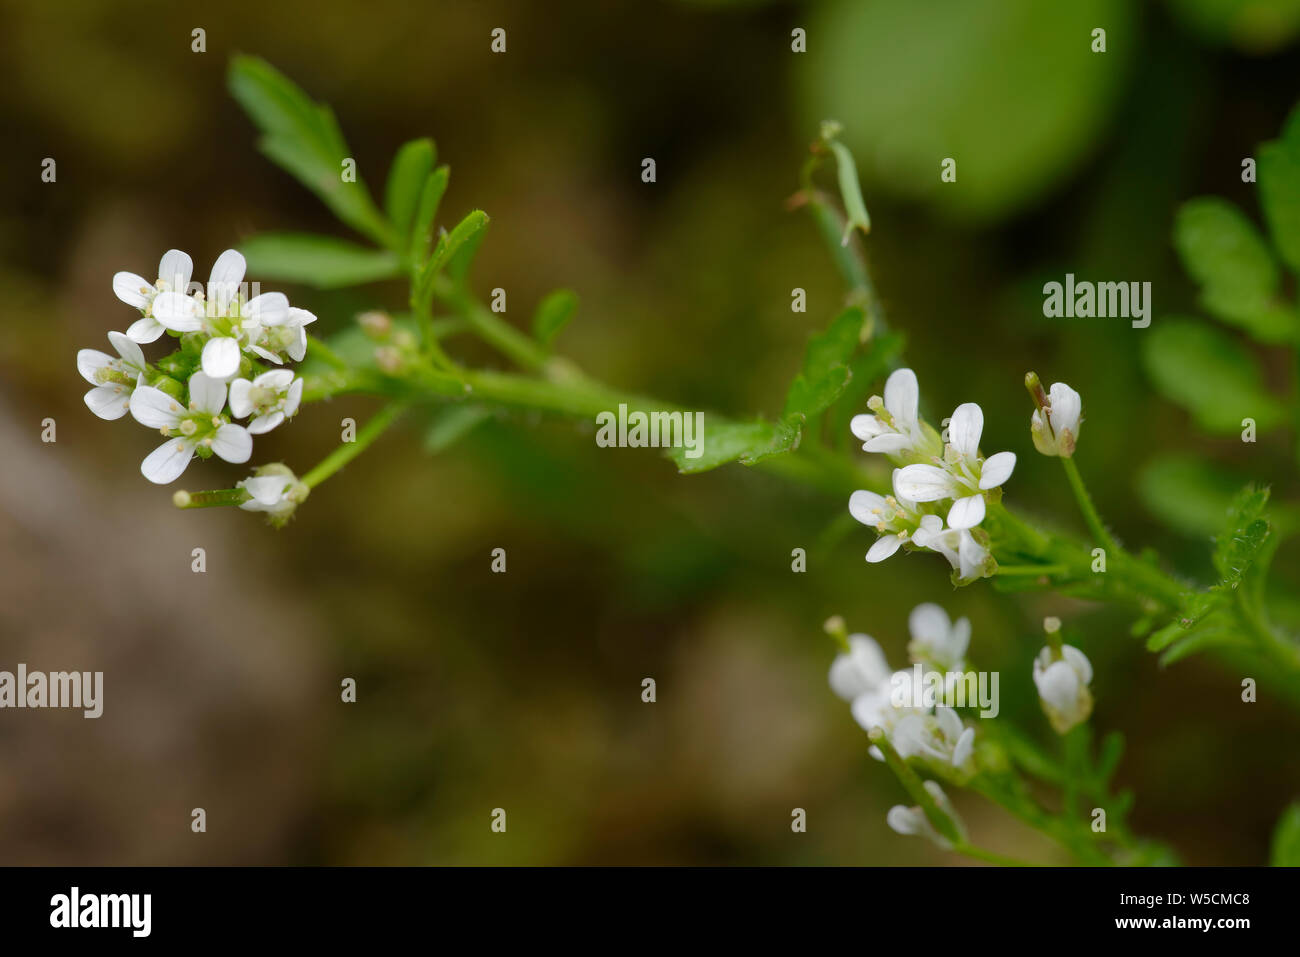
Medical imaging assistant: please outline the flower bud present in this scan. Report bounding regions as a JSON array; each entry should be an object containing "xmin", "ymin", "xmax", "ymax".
[
  {"xmin": 358, "ymin": 310, "xmax": 392, "ymax": 341},
  {"xmin": 1026, "ymin": 373, "xmax": 1082, "ymax": 458},
  {"xmin": 1033, "ymin": 643, "xmax": 1093, "ymax": 734}
]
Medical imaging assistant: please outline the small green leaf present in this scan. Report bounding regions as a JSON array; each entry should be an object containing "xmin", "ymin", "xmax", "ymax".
[
  {"xmin": 384, "ymin": 138, "xmax": 436, "ymax": 243},
  {"xmin": 446, "ymin": 217, "xmax": 490, "ymax": 281},
  {"xmin": 1271, "ymin": 802, "xmax": 1300, "ymax": 866},
  {"xmin": 1259, "ymin": 134, "xmax": 1300, "ymax": 277},
  {"xmin": 415, "ymin": 210, "xmax": 489, "ymax": 301},
  {"xmin": 239, "ymin": 233, "xmax": 402, "ymax": 288},
  {"xmin": 228, "ymin": 55, "xmax": 395, "ymax": 248},
  {"xmin": 410, "ymin": 166, "xmax": 450, "ymax": 264},
  {"xmin": 826, "ymin": 137, "xmax": 870, "ymax": 241},
  {"xmin": 1146, "ymin": 592, "xmax": 1221, "ymax": 653},
  {"xmin": 1173, "ymin": 198, "xmax": 1293, "ymax": 343},
  {"xmin": 532, "ymin": 289, "xmax": 578, "ymax": 348},
  {"xmin": 783, "ymin": 306, "xmax": 865, "ymax": 422},
  {"xmin": 1213, "ymin": 484, "xmax": 1271, "ymax": 584},
  {"xmin": 1141, "ymin": 318, "xmax": 1285, "ymax": 433},
  {"xmin": 665, "ymin": 417, "xmax": 800, "ymax": 474}
]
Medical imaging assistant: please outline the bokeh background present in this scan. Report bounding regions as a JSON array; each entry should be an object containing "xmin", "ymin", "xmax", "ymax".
[{"xmin": 2, "ymin": 0, "xmax": 1299, "ymax": 865}]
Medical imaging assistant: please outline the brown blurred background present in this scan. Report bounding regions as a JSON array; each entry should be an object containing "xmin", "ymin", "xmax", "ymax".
[{"xmin": 1, "ymin": 0, "xmax": 1299, "ymax": 864}]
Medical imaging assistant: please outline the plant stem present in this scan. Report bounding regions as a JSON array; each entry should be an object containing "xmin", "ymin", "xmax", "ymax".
[
  {"xmin": 301, "ymin": 402, "xmax": 406, "ymax": 489},
  {"xmin": 1060, "ymin": 456, "xmax": 1120, "ymax": 555}
]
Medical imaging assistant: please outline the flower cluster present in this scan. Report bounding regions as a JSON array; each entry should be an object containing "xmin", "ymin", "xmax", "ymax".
[
  {"xmin": 79, "ymin": 249, "xmax": 311, "ymax": 487},
  {"xmin": 828, "ymin": 606, "xmax": 978, "ymax": 777},
  {"xmin": 849, "ymin": 368, "xmax": 1013, "ymax": 583}
]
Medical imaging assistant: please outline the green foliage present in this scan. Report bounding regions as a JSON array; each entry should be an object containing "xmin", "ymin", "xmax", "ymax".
[
  {"xmin": 424, "ymin": 404, "xmax": 492, "ymax": 454},
  {"xmin": 782, "ymin": 306, "xmax": 865, "ymax": 421},
  {"xmin": 1166, "ymin": 0, "xmax": 1300, "ymax": 53},
  {"xmin": 240, "ymin": 233, "xmax": 402, "ymax": 288},
  {"xmin": 1213, "ymin": 485, "xmax": 1272, "ymax": 585},
  {"xmin": 414, "ymin": 210, "xmax": 490, "ymax": 303},
  {"xmin": 1137, "ymin": 455, "xmax": 1244, "ymax": 537},
  {"xmin": 1259, "ymin": 103, "xmax": 1300, "ymax": 276},
  {"xmin": 665, "ymin": 418, "xmax": 800, "ymax": 473},
  {"xmin": 384, "ymin": 138, "xmax": 436, "ymax": 245},
  {"xmin": 532, "ymin": 290, "xmax": 579, "ymax": 349},
  {"xmin": 1173, "ymin": 198, "xmax": 1294, "ymax": 343},
  {"xmin": 1272, "ymin": 802, "xmax": 1300, "ymax": 866},
  {"xmin": 228, "ymin": 56, "xmax": 395, "ymax": 248},
  {"xmin": 410, "ymin": 166, "xmax": 451, "ymax": 263},
  {"xmin": 1141, "ymin": 318, "xmax": 1284, "ymax": 433}
]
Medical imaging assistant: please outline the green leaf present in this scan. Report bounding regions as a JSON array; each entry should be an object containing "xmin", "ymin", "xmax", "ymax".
[
  {"xmin": 1259, "ymin": 131, "xmax": 1300, "ymax": 277},
  {"xmin": 1173, "ymin": 198, "xmax": 1293, "ymax": 343},
  {"xmin": 532, "ymin": 289, "xmax": 578, "ymax": 348},
  {"xmin": 1213, "ymin": 484, "xmax": 1271, "ymax": 584},
  {"xmin": 1159, "ymin": 627, "xmax": 1246, "ymax": 667},
  {"xmin": 228, "ymin": 55, "xmax": 395, "ymax": 248},
  {"xmin": 783, "ymin": 306, "xmax": 866, "ymax": 421},
  {"xmin": 239, "ymin": 233, "xmax": 402, "ymax": 288},
  {"xmin": 1146, "ymin": 592, "xmax": 1221, "ymax": 653},
  {"xmin": 1141, "ymin": 318, "xmax": 1285, "ymax": 433},
  {"xmin": 1271, "ymin": 802, "xmax": 1300, "ymax": 866},
  {"xmin": 446, "ymin": 217, "xmax": 490, "ymax": 281},
  {"xmin": 411, "ymin": 166, "xmax": 450, "ymax": 263},
  {"xmin": 424, "ymin": 404, "xmax": 491, "ymax": 454},
  {"xmin": 665, "ymin": 417, "xmax": 800, "ymax": 474},
  {"xmin": 1136, "ymin": 455, "xmax": 1245, "ymax": 537},
  {"xmin": 824, "ymin": 134, "xmax": 870, "ymax": 240},
  {"xmin": 384, "ymin": 138, "xmax": 436, "ymax": 244},
  {"xmin": 415, "ymin": 210, "xmax": 490, "ymax": 301}
]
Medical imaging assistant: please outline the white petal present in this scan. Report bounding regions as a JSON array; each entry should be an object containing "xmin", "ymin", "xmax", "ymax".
[
  {"xmin": 283, "ymin": 378, "xmax": 303, "ymax": 417},
  {"xmin": 188, "ymin": 371, "xmax": 227, "ymax": 415},
  {"xmin": 894, "ymin": 464, "xmax": 954, "ymax": 502},
  {"xmin": 241, "ymin": 475, "xmax": 291, "ymax": 506},
  {"xmin": 850, "ymin": 413, "xmax": 887, "ymax": 441},
  {"xmin": 112, "ymin": 271, "xmax": 152, "ymax": 309},
  {"xmin": 866, "ymin": 536, "xmax": 903, "ymax": 563},
  {"xmin": 886, "ymin": 805, "xmax": 925, "ymax": 837},
  {"xmin": 935, "ymin": 706, "xmax": 963, "ymax": 739},
  {"xmin": 247, "ymin": 411, "xmax": 284, "ymax": 434},
  {"xmin": 1062, "ymin": 645, "xmax": 1093, "ymax": 685},
  {"xmin": 979, "ymin": 450, "xmax": 1016, "ymax": 490},
  {"xmin": 244, "ymin": 291, "xmax": 290, "ymax": 325},
  {"xmin": 884, "ymin": 368, "xmax": 919, "ymax": 429},
  {"xmin": 1036, "ymin": 661, "xmax": 1080, "ymax": 713},
  {"xmin": 287, "ymin": 306, "xmax": 317, "ymax": 326},
  {"xmin": 228, "ymin": 379, "xmax": 254, "ymax": 418},
  {"xmin": 947, "ymin": 494, "xmax": 985, "ymax": 530},
  {"xmin": 208, "ymin": 249, "xmax": 246, "ymax": 312},
  {"xmin": 287, "ymin": 326, "xmax": 308, "ymax": 361},
  {"xmin": 211, "ymin": 424, "xmax": 252, "ymax": 463},
  {"xmin": 84, "ymin": 385, "xmax": 130, "ymax": 419},
  {"xmin": 908, "ymin": 603, "xmax": 951, "ymax": 644},
  {"xmin": 129, "ymin": 386, "xmax": 184, "ymax": 428},
  {"xmin": 849, "ymin": 489, "xmax": 888, "ymax": 526},
  {"xmin": 255, "ymin": 368, "xmax": 295, "ymax": 390},
  {"xmin": 249, "ymin": 344, "xmax": 283, "ymax": 363},
  {"xmin": 107, "ymin": 331, "xmax": 146, "ymax": 371},
  {"xmin": 200, "ymin": 337, "xmax": 241, "ymax": 381},
  {"xmin": 157, "ymin": 249, "xmax": 194, "ymax": 290},
  {"xmin": 126, "ymin": 316, "xmax": 166, "ymax": 343},
  {"xmin": 141, "ymin": 438, "xmax": 193, "ymax": 484},
  {"xmin": 863, "ymin": 433, "xmax": 912, "ymax": 454},
  {"xmin": 1049, "ymin": 382, "xmax": 1082, "ymax": 434},
  {"xmin": 152, "ymin": 291, "xmax": 203, "ymax": 332},
  {"xmin": 948, "ymin": 402, "xmax": 983, "ymax": 458},
  {"xmin": 952, "ymin": 727, "xmax": 975, "ymax": 767},
  {"xmin": 76, "ymin": 349, "xmax": 111, "ymax": 386}
]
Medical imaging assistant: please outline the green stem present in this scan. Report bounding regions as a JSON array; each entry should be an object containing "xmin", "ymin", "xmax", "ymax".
[
  {"xmin": 997, "ymin": 564, "xmax": 1069, "ymax": 577},
  {"xmin": 301, "ymin": 403, "xmax": 406, "ymax": 489},
  {"xmin": 951, "ymin": 842, "xmax": 1040, "ymax": 867},
  {"xmin": 434, "ymin": 277, "xmax": 552, "ymax": 373},
  {"xmin": 1060, "ymin": 456, "xmax": 1120, "ymax": 555}
]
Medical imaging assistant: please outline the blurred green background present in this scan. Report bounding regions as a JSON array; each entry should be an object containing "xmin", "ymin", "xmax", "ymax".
[{"xmin": 1, "ymin": 0, "xmax": 1299, "ymax": 865}]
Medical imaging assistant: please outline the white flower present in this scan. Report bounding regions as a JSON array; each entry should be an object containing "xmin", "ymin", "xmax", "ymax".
[
  {"xmin": 151, "ymin": 250, "xmax": 297, "ymax": 381},
  {"xmin": 76, "ymin": 331, "xmax": 148, "ymax": 419},
  {"xmin": 237, "ymin": 464, "xmax": 309, "ymax": 524},
  {"xmin": 228, "ymin": 370, "xmax": 303, "ymax": 434},
  {"xmin": 886, "ymin": 780, "xmax": 965, "ymax": 849},
  {"xmin": 115, "ymin": 249, "xmax": 194, "ymax": 344},
  {"xmin": 128, "ymin": 371, "xmax": 252, "ymax": 484},
  {"xmin": 907, "ymin": 603, "xmax": 970, "ymax": 672},
  {"xmin": 1031, "ymin": 381, "xmax": 1082, "ymax": 458},
  {"xmin": 1033, "ymin": 644, "xmax": 1094, "ymax": 734},
  {"xmin": 910, "ymin": 515, "xmax": 994, "ymax": 583},
  {"xmin": 892, "ymin": 705, "xmax": 976, "ymax": 771},
  {"xmin": 248, "ymin": 306, "xmax": 317, "ymax": 364},
  {"xmin": 894, "ymin": 403, "xmax": 1016, "ymax": 530},
  {"xmin": 851, "ymin": 368, "xmax": 924, "ymax": 455},
  {"xmin": 829, "ymin": 634, "xmax": 892, "ymax": 701}
]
